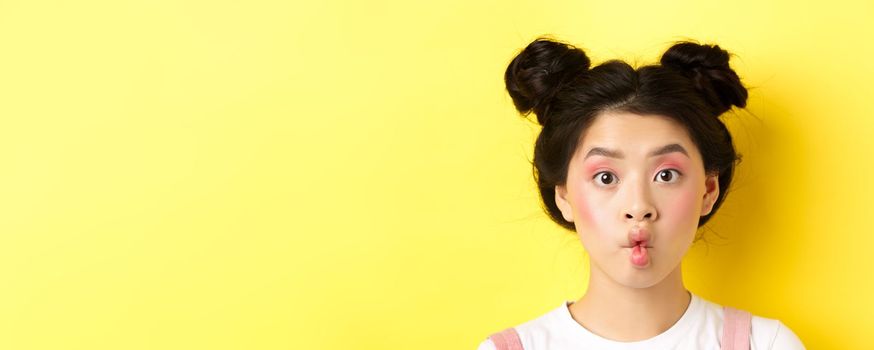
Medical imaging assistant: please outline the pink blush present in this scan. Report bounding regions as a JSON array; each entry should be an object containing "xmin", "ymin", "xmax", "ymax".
[
  {"xmin": 663, "ymin": 184, "xmax": 699, "ymax": 225},
  {"xmin": 571, "ymin": 189, "xmax": 594, "ymax": 224},
  {"xmin": 675, "ymin": 191, "xmax": 695, "ymax": 212}
]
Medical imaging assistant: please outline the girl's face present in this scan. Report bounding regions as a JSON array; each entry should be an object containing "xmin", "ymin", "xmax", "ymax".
[{"xmin": 555, "ymin": 111, "xmax": 720, "ymax": 289}]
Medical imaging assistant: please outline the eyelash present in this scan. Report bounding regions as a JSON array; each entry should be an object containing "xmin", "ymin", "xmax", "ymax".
[{"xmin": 592, "ymin": 169, "xmax": 683, "ymax": 187}]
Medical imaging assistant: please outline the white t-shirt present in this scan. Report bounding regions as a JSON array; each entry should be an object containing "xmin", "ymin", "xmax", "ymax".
[{"xmin": 478, "ymin": 293, "xmax": 805, "ymax": 349}]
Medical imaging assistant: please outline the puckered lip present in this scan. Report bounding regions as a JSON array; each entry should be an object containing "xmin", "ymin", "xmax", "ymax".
[
  {"xmin": 621, "ymin": 244, "xmax": 653, "ymax": 248},
  {"xmin": 626, "ymin": 226, "xmax": 652, "ymax": 248}
]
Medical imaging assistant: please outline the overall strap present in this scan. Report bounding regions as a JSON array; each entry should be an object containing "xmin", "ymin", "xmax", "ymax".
[
  {"xmin": 721, "ymin": 306, "xmax": 752, "ymax": 350},
  {"xmin": 489, "ymin": 327, "xmax": 523, "ymax": 350}
]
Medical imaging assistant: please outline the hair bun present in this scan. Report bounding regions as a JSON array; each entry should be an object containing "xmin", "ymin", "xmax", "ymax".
[
  {"xmin": 504, "ymin": 37, "xmax": 591, "ymax": 125},
  {"xmin": 660, "ymin": 42, "xmax": 748, "ymax": 116}
]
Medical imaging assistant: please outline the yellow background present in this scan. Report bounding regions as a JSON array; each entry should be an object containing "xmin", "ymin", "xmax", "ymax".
[{"xmin": 0, "ymin": 0, "xmax": 871, "ymax": 349}]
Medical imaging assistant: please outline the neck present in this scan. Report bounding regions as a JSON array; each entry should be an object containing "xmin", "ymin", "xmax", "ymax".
[{"xmin": 568, "ymin": 262, "xmax": 692, "ymax": 342}]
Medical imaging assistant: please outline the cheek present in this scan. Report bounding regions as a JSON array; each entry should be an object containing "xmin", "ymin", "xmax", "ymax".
[
  {"xmin": 661, "ymin": 185, "xmax": 701, "ymax": 227},
  {"xmin": 574, "ymin": 192, "xmax": 593, "ymax": 223},
  {"xmin": 571, "ymin": 188, "xmax": 610, "ymax": 234}
]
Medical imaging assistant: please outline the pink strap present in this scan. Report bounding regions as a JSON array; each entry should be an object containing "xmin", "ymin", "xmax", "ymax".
[
  {"xmin": 489, "ymin": 327, "xmax": 523, "ymax": 350},
  {"xmin": 721, "ymin": 306, "xmax": 752, "ymax": 350}
]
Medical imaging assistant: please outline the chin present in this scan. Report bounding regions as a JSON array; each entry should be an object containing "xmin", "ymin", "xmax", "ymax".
[
  {"xmin": 611, "ymin": 262, "xmax": 673, "ymax": 289},
  {"xmin": 616, "ymin": 273, "xmax": 665, "ymax": 289}
]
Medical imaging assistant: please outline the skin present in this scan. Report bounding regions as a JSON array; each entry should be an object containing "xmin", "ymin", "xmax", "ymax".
[{"xmin": 554, "ymin": 111, "xmax": 721, "ymax": 342}]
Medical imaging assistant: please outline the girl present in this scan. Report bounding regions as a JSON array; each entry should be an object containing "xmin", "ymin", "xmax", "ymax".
[{"xmin": 478, "ymin": 37, "xmax": 806, "ymax": 349}]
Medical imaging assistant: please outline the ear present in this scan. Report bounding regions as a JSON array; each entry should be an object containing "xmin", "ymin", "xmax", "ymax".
[
  {"xmin": 555, "ymin": 184, "xmax": 575, "ymax": 223},
  {"xmin": 700, "ymin": 173, "xmax": 720, "ymax": 216}
]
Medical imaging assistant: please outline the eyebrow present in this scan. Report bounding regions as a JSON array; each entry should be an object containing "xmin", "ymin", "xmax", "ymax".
[{"xmin": 583, "ymin": 143, "xmax": 690, "ymax": 160}]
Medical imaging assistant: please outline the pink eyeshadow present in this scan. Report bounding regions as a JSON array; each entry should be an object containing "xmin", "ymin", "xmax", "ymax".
[
  {"xmin": 656, "ymin": 155, "xmax": 689, "ymax": 170},
  {"xmin": 582, "ymin": 161, "xmax": 612, "ymax": 175},
  {"xmin": 660, "ymin": 163, "xmax": 685, "ymax": 172}
]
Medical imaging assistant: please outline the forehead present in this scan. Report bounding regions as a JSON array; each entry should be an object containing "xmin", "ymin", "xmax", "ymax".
[{"xmin": 575, "ymin": 111, "xmax": 699, "ymax": 160}]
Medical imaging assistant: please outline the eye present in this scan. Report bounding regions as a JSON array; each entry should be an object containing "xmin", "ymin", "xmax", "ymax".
[
  {"xmin": 593, "ymin": 171, "xmax": 618, "ymax": 186},
  {"xmin": 655, "ymin": 169, "xmax": 681, "ymax": 183}
]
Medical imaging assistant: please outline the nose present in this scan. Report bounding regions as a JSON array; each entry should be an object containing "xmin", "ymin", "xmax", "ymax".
[
  {"xmin": 623, "ymin": 181, "xmax": 657, "ymax": 222},
  {"xmin": 625, "ymin": 208, "xmax": 655, "ymax": 221}
]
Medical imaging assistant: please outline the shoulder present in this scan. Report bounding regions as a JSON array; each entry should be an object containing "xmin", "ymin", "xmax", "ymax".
[
  {"xmin": 750, "ymin": 315, "xmax": 806, "ymax": 350},
  {"xmin": 695, "ymin": 295, "xmax": 805, "ymax": 350},
  {"xmin": 476, "ymin": 338, "xmax": 496, "ymax": 350},
  {"xmin": 477, "ymin": 302, "xmax": 570, "ymax": 350}
]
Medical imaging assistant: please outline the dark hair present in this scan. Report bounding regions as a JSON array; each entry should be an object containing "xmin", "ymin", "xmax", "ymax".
[{"xmin": 504, "ymin": 36, "xmax": 747, "ymax": 233}]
